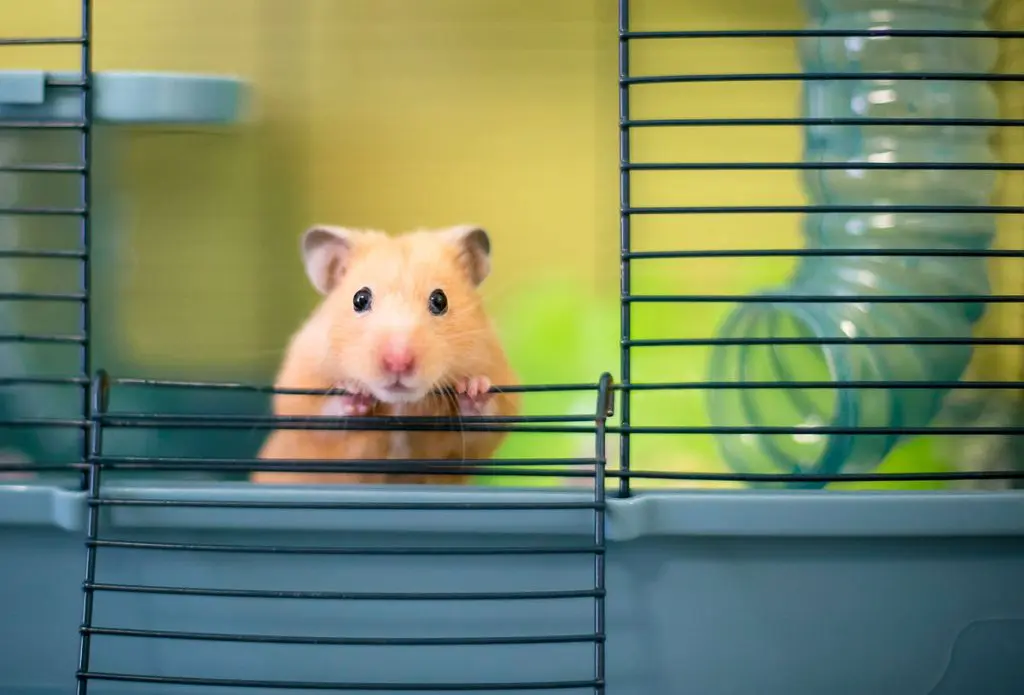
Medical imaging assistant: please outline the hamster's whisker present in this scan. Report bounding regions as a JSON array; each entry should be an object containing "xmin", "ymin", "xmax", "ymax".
[
  {"xmin": 429, "ymin": 377, "xmax": 464, "ymax": 467},
  {"xmin": 438, "ymin": 381, "xmax": 469, "ymax": 467},
  {"xmin": 320, "ymin": 378, "xmax": 352, "ymax": 433}
]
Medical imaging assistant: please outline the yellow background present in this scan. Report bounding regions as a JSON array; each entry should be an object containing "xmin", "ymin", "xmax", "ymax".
[{"xmin": 0, "ymin": 0, "xmax": 1020, "ymax": 486}]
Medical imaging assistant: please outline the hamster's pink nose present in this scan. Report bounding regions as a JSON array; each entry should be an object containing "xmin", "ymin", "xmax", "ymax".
[{"xmin": 381, "ymin": 346, "xmax": 416, "ymax": 376}]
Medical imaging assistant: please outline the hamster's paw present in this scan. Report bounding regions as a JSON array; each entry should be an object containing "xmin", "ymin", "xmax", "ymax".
[
  {"xmin": 324, "ymin": 383, "xmax": 377, "ymax": 417},
  {"xmin": 454, "ymin": 376, "xmax": 493, "ymax": 416}
]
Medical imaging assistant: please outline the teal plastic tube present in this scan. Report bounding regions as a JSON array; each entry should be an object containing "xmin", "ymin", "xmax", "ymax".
[{"xmin": 708, "ymin": 0, "xmax": 999, "ymax": 483}]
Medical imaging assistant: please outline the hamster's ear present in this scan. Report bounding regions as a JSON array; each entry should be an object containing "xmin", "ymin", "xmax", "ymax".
[
  {"xmin": 446, "ymin": 225, "xmax": 491, "ymax": 286},
  {"xmin": 301, "ymin": 225, "xmax": 357, "ymax": 295}
]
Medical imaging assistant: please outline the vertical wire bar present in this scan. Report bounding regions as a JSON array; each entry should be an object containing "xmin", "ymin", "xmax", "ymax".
[
  {"xmin": 593, "ymin": 374, "xmax": 614, "ymax": 695},
  {"xmin": 76, "ymin": 371, "xmax": 106, "ymax": 695},
  {"xmin": 75, "ymin": 1, "xmax": 96, "ymax": 692},
  {"xmin": 618, "ymin": 0, "xmax": 633, "ymax": 498},
  {"xmin": 77, "ymin": 0, "xmax": 93, "ymax": 489}
]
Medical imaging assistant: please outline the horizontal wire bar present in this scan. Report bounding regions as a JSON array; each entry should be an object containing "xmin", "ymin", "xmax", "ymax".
[
  {"xmin": 625, "ymin": 294, "xmax": 1023, "ymax": 303},
  {"xmin": 0, "ymin": 291, "xmax": 86, "ymax": 302},
  {"xmin": 45, "ymin": 77, "xmax": 87, "ymax": 88},
  {"xmin": 623, "ymin": 380, "xmax": 1024, "ymax": 390},
  {"xmin": 625, "ymin": 336, "xmax": 1024, "ymax": 346},
  {"xmin": 100, "ymin": 412, "xmax": 594, "ymax": 425},
  {"xmin": 625, "ymin": 161, "xmax": 1024, "ymax": 171},
  {"xmin": 110, "ymin": 376, "xmax": 598, "ymax": 396},
  {"xmin": 609, "ymin": 425, "xmax": 1024, "ymax": 436},
  {"xmin": 0, "ymin": 36, "xmax": 85, "ymax": 44},
  {"xmin": 0, "ymin": 333, "xmax": 86, "ymax": 344},
  {"xmin": 0, "ymin": 375, "xmax": 89, "ymax": 386},
  {"xmin": 623, "ymin": 72, "xmax": 1024, "ymax": 84},
  {"xmin": 625, "ymin": 117, "xmax": 1024, "ymax": 127},
  {"xmin": 625, "ymin": 204, "xmax": 1024, "ymax": 214},
  {"xmin": 50, "ymin": 469, "xmax": 1024, "ymax": 486},
  {"xmin": 87, "ymin": 539, "xmax": 604, "ymax": 555},
  {"xmin": 78, "ymin": 672, "xmax": 599, "ymax": 691},
  {"xmin": 73, "ymin": 469, "xmax": 1019, "ymax": 484},
  {"xmin": 88, "ymin": 462, "xmax": 591, "ymax": 477},
  {"xmin": 0, "ymin": 418, "xmax": 88, "ymax": 428},
  {"xmin": 97, "ymin": 455, "xmax": 596, "ymax": 468},
  {"xmin": 0, "ymin": 249, "xmax": 87, "ymax": 259},
  {"xmin": 91, "ymin": 498, "xmax": 602, "ymax": 511},
  {"xmin": 86, "ymin": 583, "xmax": 601, "ymax": 601},
  {"xmin": 63, "ymin": 415, "xmax": 1024, "ymax": 436},
  {"xmin": 617, "ymin": 470, "xmax": 1024, "ymax": 483},
  {"xmin": 621, "ymin": 29, "xmax": 1024, "ymax": 39},
  {"xmin": 0, "ymin": 207, "xmax": 86, "ymax": 216},
  {"xmin": 0, "ymin": 121, "xmax": 86, "ymax": 130},
  {"xmin": 624, "ymin": 249, "xmax": 1024, "ymax": 259},
  {"xmin": 82, "ymin": 626, "xmax": 601, "ymax": 647},
  {"xmin": 0, "ymin": 163, "xmax": 85, "ymax": 173},
  {"xmin": 97, "ymin": 416, "xmax": 596, "ymax": 434},
  {"xmin": 0, "ymin": 463, "xmax": 83, "ymax": 472}
]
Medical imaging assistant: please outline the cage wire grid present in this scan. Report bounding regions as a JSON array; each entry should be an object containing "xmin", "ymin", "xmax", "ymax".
[
  {"xmin": 618, "ymin": 1, "xmax": 1024, "ymax": 490},
  {"xmin": 0, "ymin": 0, "xmax": 1021, "ymax": 692}
]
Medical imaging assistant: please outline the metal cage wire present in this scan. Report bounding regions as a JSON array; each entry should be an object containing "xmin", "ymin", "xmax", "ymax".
[
  {"xmin": 0, "ymin": 0, "xmax": 93, "ymax": 688},
  {"xmin": 74, "ymin": 372, "xmax": 614, "ymax": 692},
  {"xmin": 0, "ymin": 0, "xmax": 1021, "ymax": 692},
  {"xmin": 617, "ymin": 0, "xmax": 1024, "ymax": 491}
]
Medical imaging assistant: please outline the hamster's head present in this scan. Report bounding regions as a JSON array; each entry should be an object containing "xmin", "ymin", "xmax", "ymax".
[{"xmin": 301, "ymin": 224, "xmax": 494, "ymax": 405}]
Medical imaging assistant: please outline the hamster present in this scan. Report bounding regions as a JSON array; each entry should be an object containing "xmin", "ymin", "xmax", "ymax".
[{"xmin": 251, "ymin": 224, "xmax": 522, "ymax": 486}]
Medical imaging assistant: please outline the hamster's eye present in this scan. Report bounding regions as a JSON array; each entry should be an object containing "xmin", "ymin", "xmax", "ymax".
[
  {"xmin": 352, "ymin": 287, "xmax": 373, "ymax": 313},
  {"xmin": 428, "ymin": 289, "xmax": 448, "ymax": 316}
]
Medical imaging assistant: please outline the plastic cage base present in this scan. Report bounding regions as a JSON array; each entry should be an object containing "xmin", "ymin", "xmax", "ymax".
[{"xmin": 2, "ymin": 483, "xmax": 1024, "ymax": 694}]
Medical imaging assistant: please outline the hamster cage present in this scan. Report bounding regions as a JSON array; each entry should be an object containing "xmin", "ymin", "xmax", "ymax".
[{"xmin": 1, "ymin": 0, "xmax": 1023, "ymax": 694}]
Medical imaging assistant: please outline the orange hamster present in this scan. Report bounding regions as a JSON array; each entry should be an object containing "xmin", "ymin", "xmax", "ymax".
[{"xmin": 251, "ymin": 224, "xmax": 522, "ymax": 486}]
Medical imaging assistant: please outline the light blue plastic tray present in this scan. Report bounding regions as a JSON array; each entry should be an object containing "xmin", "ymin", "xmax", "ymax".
[
  {"xmin": 1, "ymin": 482, "xmax": 1023, "ymax": 694},
  {"xmin": 0, "ymin": 70, "xmax": 245, "ymax": 123}
]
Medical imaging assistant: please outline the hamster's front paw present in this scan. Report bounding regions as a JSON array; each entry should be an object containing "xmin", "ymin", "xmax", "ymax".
[
  {"xmin": 324, "ymin": 383, "xmax": 376, "ymax": 417},
  {"xmin": 454, "ymin": 376, "xmax": 493, "ymax": 416}
]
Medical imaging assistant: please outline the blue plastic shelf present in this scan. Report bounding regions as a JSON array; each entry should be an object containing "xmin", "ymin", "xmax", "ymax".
[{"xmin": 0, "ymin": 70, "xmax": 245, "ymax": 123}]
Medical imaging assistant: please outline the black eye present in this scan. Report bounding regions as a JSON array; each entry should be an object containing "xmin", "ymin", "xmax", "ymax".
[
  {"xmin": 353, "ymin": 287, "xmax": 372, "ymax": 313},
  {"xmin": 428, "ymin": 289, "xmax": 448, "ymax": 316}
]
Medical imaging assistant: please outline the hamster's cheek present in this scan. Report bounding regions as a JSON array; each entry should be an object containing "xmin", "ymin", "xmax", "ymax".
[{"xmin": 418, "ymin": 355, "xmax": 448, "ymax": 391}]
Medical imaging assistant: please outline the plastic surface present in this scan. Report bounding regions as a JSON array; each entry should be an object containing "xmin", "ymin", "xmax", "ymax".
[
  {"xmin": 2, "ymin": 482, "xmax": 1024, "ymax": 694},
  {"xmin": 707, "ymin": 0, "xmax": 998, "ymax": 481},
  {"xmin": 0, "ymin": 70, "xmax": 245, "ymax": 123}
]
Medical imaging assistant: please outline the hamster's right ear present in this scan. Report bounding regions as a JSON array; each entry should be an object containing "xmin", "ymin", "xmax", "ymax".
[
  {"xmin": 445, "ymin": 225, "xmax": 492, "ymax": 286},
  {"xmin": 301, "ymin": 225, "xmax": 358, "ymax": 295}
]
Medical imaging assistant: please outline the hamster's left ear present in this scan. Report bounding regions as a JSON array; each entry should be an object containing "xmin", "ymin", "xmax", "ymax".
[{"xmin": 446, "ymin": 225, "xmax": 491, "ymax": 286}]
